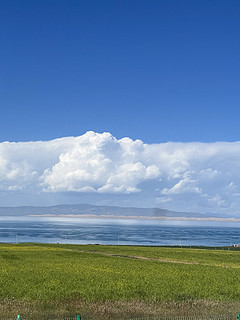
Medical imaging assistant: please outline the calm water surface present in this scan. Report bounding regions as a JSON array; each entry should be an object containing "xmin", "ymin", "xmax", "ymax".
[{"xmin": 0, "ymin": 217, "xmax": 240, "ymax": 247}]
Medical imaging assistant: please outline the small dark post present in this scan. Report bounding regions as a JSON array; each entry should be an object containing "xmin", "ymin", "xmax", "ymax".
[{"xmin": 76, "ymin": 314, "xmax": 81, "ymax": 320}]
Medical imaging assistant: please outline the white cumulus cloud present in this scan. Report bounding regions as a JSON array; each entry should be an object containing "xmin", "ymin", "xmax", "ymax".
[
  {"xmin": 1, "ymin": 131, "xmax": 240, "ymax": 214},
  {"xmin": 41, "ymin": 131, "xmax": 160, "ymax": 193}
]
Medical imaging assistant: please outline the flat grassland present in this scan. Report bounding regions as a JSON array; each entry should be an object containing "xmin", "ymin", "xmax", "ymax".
[{"xmin": 1, "ymin": 243, "xmax": 240, "ymax": 319}]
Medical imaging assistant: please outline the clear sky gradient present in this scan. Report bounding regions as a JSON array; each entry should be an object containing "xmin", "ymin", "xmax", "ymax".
[{"xmin": 1, "ymin": 0, "xmax": 240, "ymax": 143}]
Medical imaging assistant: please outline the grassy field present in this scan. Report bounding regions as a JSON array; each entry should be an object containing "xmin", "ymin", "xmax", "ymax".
[{"xmin": 1, "ymin": 243, "xmax": 240, "ymax": 319}]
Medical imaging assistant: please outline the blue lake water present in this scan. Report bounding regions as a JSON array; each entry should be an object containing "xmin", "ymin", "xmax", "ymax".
[{"xmin": 0, "ymin": 216, "xmax": 240, "ymax": 247}]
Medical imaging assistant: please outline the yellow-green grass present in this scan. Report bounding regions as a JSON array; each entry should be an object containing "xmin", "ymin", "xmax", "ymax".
[
  {"xmin": 32, "ymin": 242, "xmax": 240, "ymax": 268},
  {"xmin": 1, "ymin": 243, "xmax": 240, "ymax": 318}
]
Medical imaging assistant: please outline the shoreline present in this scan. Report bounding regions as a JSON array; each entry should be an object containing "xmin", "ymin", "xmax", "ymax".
[{"xmin": 28, "ymin": 213, "xmax": 240, "ymax": 222}]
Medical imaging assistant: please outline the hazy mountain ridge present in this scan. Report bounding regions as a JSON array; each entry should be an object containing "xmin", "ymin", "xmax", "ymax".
[{"xmin": 0, "ymin": 204, "xmax": 222, "ymax": 218}]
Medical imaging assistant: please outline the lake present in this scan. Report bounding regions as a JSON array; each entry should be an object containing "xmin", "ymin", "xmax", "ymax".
[{"xmin": 0, "ymin": 216, "xmax": 240, "ymax": 247}]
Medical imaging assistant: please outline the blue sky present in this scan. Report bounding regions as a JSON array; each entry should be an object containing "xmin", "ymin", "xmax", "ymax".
[
  {"xmin": 1, "ymin": 0, "xmax": 239, "ymax": 143},
  {"xmin": 1, "ymin": 1, "xmax": 240, "ymax": 214}
]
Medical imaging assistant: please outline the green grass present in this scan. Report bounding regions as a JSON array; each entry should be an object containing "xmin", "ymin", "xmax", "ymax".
[
  {"xmin": 1, "ymin": 243, "xmax": 240, "ymax": 319},
  {"xmin": 51, "ymin": 243, "xmax": 240, "ymax": 267}
]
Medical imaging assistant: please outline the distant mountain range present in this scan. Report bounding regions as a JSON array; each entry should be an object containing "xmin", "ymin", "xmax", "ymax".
[{"xmin": 0, "ymin": 203, "xmax": 225, "ymax": 219}]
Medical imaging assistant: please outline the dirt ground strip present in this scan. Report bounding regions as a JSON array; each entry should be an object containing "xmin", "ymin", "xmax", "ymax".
[{"xmin": 0, "ymin": 299, "xmax": 239, "ymax": 320}]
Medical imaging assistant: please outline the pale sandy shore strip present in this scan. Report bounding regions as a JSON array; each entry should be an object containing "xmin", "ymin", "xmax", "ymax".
[{"xmin": 28, "ymin": 214, "xmax": 240, "ymax": 222}]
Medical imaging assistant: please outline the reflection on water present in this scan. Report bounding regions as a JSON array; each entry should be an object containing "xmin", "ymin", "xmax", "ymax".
[{"xmin": 0, "ymin": 217, "xmax": 240, "ymax": 246}]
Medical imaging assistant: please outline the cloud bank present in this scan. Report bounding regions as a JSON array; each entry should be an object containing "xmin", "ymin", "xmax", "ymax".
[{"xmin": 1, "ymin": 131, "xmax": 240, "ymax": 214}]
